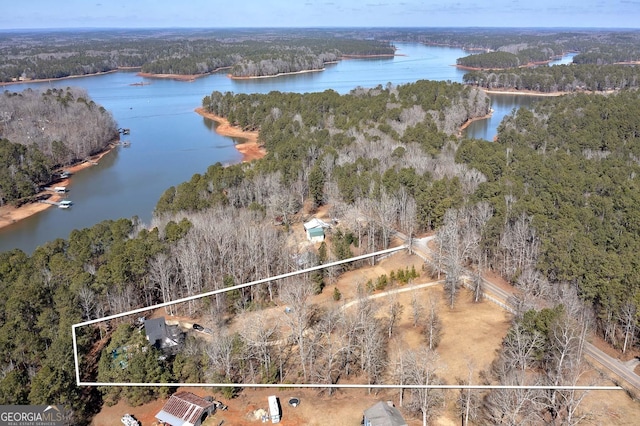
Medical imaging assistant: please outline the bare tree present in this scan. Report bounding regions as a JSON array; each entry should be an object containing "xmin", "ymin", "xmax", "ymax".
[
  {"xmin": 400, "ymin": 346, "xmax": 445, "ymax": 426},
  {"xmin": 77, "ymin": 285, "xmax": 97, "ymax": 320},
  {"xmin": 502, "ymin": 321, "xmax": 544, "ymax": 373},
  {"xmin": 484, "ymin": 347, "xmax": 544, "ymax": 425},
  {"xmin": 499, "ymin": 213, "xmax": 539, "ymax": 281},
  {"xmin": 424, "ymin": 296, "xmax": 442, "ymax": 350},
  {"xmin": 471, "ymin": 271, "xmax": 484, "ymax": 303},
  {"xmin": 456, "ymin": 361, "xmax": 481, "ymax": 426},
  {"xmin": 411, "ymin": 292, "xmax": 424, "ymax": 328},
  {"xmin": 386, "ymin": 290, "xmax": 404, "ymax": 338},
  {"xmin": 239, "ymin": 312, "xmax": 278, "ymax": 382},
  {"xmin": 280, "ymin": 277, "xmax": 315, "ymax": 381},
  {"xmin": 205, "ymin": 330, "xmax": 236, "ymax": 382},
  {"xmin": 618, "ymin": 301, "xmax": 637, "ymax": 355},
  {"xmin": 436, "ymin": 207, "xmax": 484, "ymax": 308},
  {"xmin": 147, "ymin": 253, "xmax": 177, "ymax": 315},
  {"xmin": 542, "ymin": 317, "xmax": 588, "ymax": 423},
  {"xmin": 173, "ymin": 236, "xmax": 204, "ymax": 316},
  {"xmin": 309, "ymin": 308, "xmax": 346, "ymax": 393}
]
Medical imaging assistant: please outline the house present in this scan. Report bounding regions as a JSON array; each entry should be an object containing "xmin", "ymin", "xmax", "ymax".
[
  {"xmin": 303, "ymin": 218, "xmax": 330, "ymax": 242},
  {"xmin": 155, "ymin": 392, "xmax": 216, "ymax": 426},
  {"xmin": 144, "ymin": 317, "xmax": 183, "ymax": 353},
  {"xmin": 363, "ymin": 401, "xmax": 408, "ymax": 426}
]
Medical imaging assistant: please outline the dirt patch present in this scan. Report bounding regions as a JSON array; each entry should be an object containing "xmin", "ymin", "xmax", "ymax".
[{"xmin": 579, "ymin": 370, "xmax": 640, "ymax": 425}]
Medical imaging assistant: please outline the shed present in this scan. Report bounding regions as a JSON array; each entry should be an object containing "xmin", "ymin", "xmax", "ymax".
[
  {"xmin": 155, "ymin": 392, "xmax": 215, "ymax": 426},
  {"xmin": 363, "ymin": 401, "xmax": 408, "ymax": 426},
  {"xmin": 303, "ymin": 218, "xmax": 330, "ymax": 242}
]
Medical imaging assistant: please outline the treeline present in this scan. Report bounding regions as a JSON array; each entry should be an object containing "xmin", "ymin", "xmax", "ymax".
[
  {"xmin": 456, "ymin": 48, "xmax": 562, "ymax": 69},
  {"xmin": 0, "ymin": 29, "xmax": 393, "ymax": 81},
  {"xmin": 378, "ymin": 27, "xmax": 577, "ymax": 52},
  {"xmin": 457, "ymin": 51, "xmax": 522, "ymax": 69},
  {"xmin": 230, "ymin": 52, "xmax": 336, "ymax": 78},
  {"xmin": 377, "ymin": 28, "xmax": 640, "ymax": 63},
  {"xmin": 573, "ymin": 43, "xmax": 640, "ymax": 65},
  {"xmin": 457, "ymin": 90, "xmax": 640, "ymax": 351},
  {"xmin": 0, "ymin": 88, "xmax": 117, "ymax": 205},
  {"xmin": 463, "ymin": 63, "xmax": 640, "ymax": 92},
  {"xmin": 4, "ymin": 28, "xmax": 640, "ymax": 82}
]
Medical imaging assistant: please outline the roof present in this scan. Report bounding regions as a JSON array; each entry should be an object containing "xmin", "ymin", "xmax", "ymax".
[
  {"xmin": 144, "ymin": 317, "xmax": 167, "ymax": 343},
  {"xmin": 364, "ymin": 401, "xmax": 408, "ymax": 426},
  {"xmin": 155, "ymin": 392, "xmax": 214, "ymax": 426},
  {"xmin": 303, "ymin": 218, "xmax": 330, "ymax": 230},
  {"xmin": 308, "ymin": 227, "xmax": 325, "ymax": 237}
]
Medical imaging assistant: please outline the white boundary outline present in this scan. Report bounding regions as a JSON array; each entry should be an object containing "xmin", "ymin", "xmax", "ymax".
[{"xmin": 71, "ymin": 244, "xmax": 622, "ymax": 391}]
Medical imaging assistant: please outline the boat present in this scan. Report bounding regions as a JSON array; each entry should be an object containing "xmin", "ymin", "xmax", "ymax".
[{"xmin": 58, "ymin": 200, "xmax": 73, "ymax": 209}]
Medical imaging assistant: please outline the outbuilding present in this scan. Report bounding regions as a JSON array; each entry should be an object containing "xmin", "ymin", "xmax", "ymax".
[
  {"xmin": 155, "ymin": 392, "xmax": 215, "ymax": 426},
  {"xmin": 363, "ymin": 401, "xmax": 408, "ymax": 426},
  {"xmin": 303, "ymin": 218, "xmax": 330, "ymax": 242}
]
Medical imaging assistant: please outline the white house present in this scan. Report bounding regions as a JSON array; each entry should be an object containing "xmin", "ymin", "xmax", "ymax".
[{"xmin": 303, "ymin": 218, "xmax": 330, "ymax": 242}]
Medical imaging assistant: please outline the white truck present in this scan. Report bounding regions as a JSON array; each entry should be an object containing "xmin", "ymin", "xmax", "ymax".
[
  {"xmin": 268, "ymin": 395, "xmax": 281, "ymax": 423},
  {"xmin": 121, "ymin": 414, "xmax": 139, "ymax": 426}
]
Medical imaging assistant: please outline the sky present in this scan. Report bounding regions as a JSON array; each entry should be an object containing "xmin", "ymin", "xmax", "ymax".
[{"xmin": 2, "ymin": 0, "xmax": 640, "ymax": 30}]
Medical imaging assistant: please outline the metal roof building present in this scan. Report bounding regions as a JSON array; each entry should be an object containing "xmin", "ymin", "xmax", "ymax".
[{"xmin": 155, "ymin": 392, "xmax": 215, "ymax": 426}]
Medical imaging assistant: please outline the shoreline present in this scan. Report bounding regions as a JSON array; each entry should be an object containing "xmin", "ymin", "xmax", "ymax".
[
  {"xmin": 0, "ymin": 143, "xmax": 117, "ymax": 231},
  {"xmin": 0, "ymin": 67, "xmax": 140, "ymax": 87},
  {"xmin": 458, "ymin": 109, "xmax": 494, "ymax": 137},
  {"xmin": 194, "ymin": 107, "xmax": 266, "ymax": 163},
  {"xmin": 227, "ymin": 68, "xmax": 324, "ymax": 80},
  {"xmin": 454, "ymin": 60, "xmax": 553, "ymax": 72},
  {"xmin": 480, "ymin": 87, "xmax": 567, "ymax": 97},
  {"xmin": 136, "ymin": 66, "xmax": 232, "ymax": 82}
]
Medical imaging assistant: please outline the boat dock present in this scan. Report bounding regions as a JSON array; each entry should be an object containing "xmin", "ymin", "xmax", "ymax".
[{"xmin": 39, "ymin": 200, "xmax": 73, "ymax": 208}]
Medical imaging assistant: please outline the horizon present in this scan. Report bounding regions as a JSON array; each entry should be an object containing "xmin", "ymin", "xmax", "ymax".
[
  {"xmin": 2, "ymin": 26, "xmax": 640, "ymax": 32},
  {"xmin": 3, "ymin": 0, "xmax": 640, "ymax": 30}
]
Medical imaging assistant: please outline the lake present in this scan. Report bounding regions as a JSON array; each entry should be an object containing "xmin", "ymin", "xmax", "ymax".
[{"xmin": 0, "ymin": 44, "xmax": 571, "ymax": 253}]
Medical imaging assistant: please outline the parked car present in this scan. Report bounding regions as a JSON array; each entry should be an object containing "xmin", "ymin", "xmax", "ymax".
[{"xmin": 193, "ymin": 323, "xmax": 204, "ymax": 331}]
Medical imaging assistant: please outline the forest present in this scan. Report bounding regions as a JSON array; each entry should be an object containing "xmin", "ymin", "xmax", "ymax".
[
  {"xmin": 456, "ymin": 49, "xmax": 560, "ymax": 69},
  {"xmin": 0, "ymin": 88, "xmax": 117, "ymax": 205},
  {"xmin": 463, "ymin": 63, "xmax": 640, "ymax": 92},
  {"xmin": 3, "ymin": 28, "xmax": 640, "ymax": 82},
  {"xmin": 0, "ymin": 29, "xmax": 394, "ymax": 81}
]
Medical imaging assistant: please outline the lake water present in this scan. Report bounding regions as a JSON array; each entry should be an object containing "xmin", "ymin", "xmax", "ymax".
[{"xmin": 0, "ymin": 44, "xmax": 572, "ymax": 253}]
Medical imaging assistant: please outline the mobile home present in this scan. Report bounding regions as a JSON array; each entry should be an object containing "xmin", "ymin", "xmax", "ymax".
[{"xmin": 268, "ymin": 395, "xmax": 280, "ymax": 423}]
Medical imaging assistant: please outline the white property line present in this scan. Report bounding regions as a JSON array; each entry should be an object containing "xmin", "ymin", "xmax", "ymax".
[
  {"xmin": 86, "ymin": 382, "xmax": 622, "ymax": 391},
  {"xmin": 72, "ymin": 243, "xmax": 623, "ymax": 392},
  {"xmin": 72, "ymin": 245, "xmax": 406, "ymax": 386}
]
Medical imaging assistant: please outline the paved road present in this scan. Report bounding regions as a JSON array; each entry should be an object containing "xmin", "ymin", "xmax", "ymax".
[{"xmin": 406, "ymin": 235, "xmax": 640, "ymax": 393}]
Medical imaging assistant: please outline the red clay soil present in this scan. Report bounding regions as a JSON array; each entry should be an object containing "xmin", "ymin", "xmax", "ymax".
[{"xmin": 194, "ymin": 108, "xmax": 266, "ymax": 162}]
